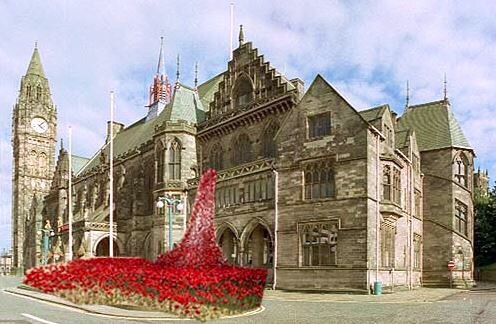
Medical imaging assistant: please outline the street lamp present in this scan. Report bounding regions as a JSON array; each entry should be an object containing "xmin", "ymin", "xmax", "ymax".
[
  {"xmin": 37, "ymin": 220, "xmax": 55, "ymax": 265},
  {"xmin": 156, "ymin": 195, "xmax": 184, "ymax": 252}
]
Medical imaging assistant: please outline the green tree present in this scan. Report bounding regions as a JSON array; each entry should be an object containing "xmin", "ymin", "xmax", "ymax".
[{"xmin": 474, "ymin": 183, "xmax": 496, "ymax": 266}]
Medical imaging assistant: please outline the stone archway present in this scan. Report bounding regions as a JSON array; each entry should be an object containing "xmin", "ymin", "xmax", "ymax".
[
  {"xmin": 244, "ymin": 224, "xmax": 273, "ymax": 268},
  {"xmin": 218, "ymin": 227, "xmax": 238, "ymax": 264},
  {"xmin": 95, "ymin": 236, "xmax": 120, "ymax": 256}
]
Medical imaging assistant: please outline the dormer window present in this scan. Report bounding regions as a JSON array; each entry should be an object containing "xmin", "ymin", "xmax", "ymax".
[
  {"xmin": 234, "ymin": 75, "xmax": 254, "ymax": 107},
  {"xmin": 453, "ymin": 155, "xmax": 468, "ymax": 187}
]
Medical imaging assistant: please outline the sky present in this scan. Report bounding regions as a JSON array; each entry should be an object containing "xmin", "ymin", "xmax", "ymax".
[{"xmin": 0, "ymin": 0, "xmax": 495, "ymax": 252}]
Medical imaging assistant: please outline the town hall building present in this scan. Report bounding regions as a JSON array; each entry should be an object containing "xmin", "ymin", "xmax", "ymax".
[{"xmin": 12, "ymin": 27, "xmax": 475, "ymax": 291}]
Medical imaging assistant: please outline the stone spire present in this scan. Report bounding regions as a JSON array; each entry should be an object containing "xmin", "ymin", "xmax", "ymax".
[
  {"xmin": 26, "ymin": 44, "xmax": 46, "ymax": 78},
  {"xmin": 239, "ymin": 24, "xmax": 244, "ymax": 46}
]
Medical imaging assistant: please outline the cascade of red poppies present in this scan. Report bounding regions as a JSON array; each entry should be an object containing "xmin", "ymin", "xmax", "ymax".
[{"xmin": 155, "ymin": 168, "xmax": 227, "ymax": 268}]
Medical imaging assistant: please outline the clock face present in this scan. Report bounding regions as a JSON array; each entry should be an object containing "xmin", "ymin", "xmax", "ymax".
[{"xmin": 31, "ymin": 117, "xmax": 49, "ymax": 134}]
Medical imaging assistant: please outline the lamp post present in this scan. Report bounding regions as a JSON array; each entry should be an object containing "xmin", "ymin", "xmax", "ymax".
[
  {"xmin": 38, "ymin": 220, "xmax": 55, "ymax": 265},
  {"xmin": 156, "ymin": 195, "xmax": 184, "ymax": 252}
]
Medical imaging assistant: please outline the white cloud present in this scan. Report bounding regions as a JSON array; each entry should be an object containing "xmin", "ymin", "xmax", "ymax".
[{"xmin": 1, "ymin": 0, "xmax": 496, "ymax": 250}]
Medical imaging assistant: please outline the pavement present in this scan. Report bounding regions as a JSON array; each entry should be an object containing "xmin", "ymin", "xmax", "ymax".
[
  {"xmin": 3, "ymin": 282, "xmax": 486, "ymax": 321},
  {"xmin": 3, "ymin": 285, "xmax": 265, "ymax": 321}
]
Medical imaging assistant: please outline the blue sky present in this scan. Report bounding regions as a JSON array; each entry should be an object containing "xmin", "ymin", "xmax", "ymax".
[{"xmin": 1, "ymin": 0, "xmax": 495, "ymax": 251}]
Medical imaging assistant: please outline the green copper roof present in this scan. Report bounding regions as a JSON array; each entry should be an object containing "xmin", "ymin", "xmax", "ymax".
[
  {"xmin": 398, "ymin": 99, "xmax": 471, "ymax": 152},
  {"xmin": 77, "ymin": 84, "xmax": 203, "ymax": 175},
  {"xmin": 197, "ymin": 72, "xmax": 224, "ymax": 111},
  {"xmin": 71, "ymin": 155, "xmax": 90, "ymax": 174},
  {"xmin": 166, "ymin": 84, "xmax": 205, "ymax": 123},
  {"xmin": 26, "ymin": 48, "xmax": 46, "ymax": 77}
]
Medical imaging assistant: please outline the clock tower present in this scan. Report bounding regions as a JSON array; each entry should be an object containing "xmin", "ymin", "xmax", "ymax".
[{"xmin": 11, "ymin": 45, "xmax": 57, "ymax": 271}]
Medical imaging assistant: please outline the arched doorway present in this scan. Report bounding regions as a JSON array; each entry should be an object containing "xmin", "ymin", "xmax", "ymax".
[
  {"xmin": 218, "ymin": 228, "xmax": 238, "ymax": 264},
  {"xmin": 245, "ymin": 224, "xmax": 273, "ymax": 268},
  {"xmin": 95, "ymin": 237, "xmax": 120, "ymax": 256}
]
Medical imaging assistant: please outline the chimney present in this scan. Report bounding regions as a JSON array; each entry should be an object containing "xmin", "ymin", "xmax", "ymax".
[
  {"xmin": 290, "ymin": 78, "xmax": 305, "ymax": 101},
  {"xmin": 391, "ymin": 111, "xmax": 398, "ymax": 128},
  {"xmin": 106, "ymin": 121, "xmax": 124, "ymax": 143}
]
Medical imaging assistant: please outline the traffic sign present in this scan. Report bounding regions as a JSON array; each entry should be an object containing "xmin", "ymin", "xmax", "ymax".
[{"xmin": 448, "ymin": 260, "xmax": 455, "ymax": 270}]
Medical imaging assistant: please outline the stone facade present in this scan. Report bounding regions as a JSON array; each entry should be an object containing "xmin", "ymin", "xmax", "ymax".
[{"xmin": 12, "ymin": 30, "xmax": 475, "ymax": 290}]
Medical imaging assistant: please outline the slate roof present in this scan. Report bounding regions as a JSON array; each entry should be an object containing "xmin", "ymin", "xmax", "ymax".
[
  {"xmin": 197, "ymin": 73, "xmax": 224, "ymax": 111},
  {"xmin": 394, "ymin": 129, "xmax": 410, "ymax": 149},
  {"xmin": 397, "ymin": 99, "xmax": 471, "ymax": 152},
  {"xmin": 71, "ymin": 155, "xmax": 90, "ymax": 174},
  {"xmin": 359, "ymin": 105, "xmax": 388, "ymax": 122},
  {"xmin": 77, "ymin": 83, "xmax": 205, "ymax": 176}
]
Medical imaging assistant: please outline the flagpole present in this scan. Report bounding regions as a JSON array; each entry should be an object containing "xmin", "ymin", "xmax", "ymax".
[
  {"xmin": 109, "ymin": 91, "xmax": 114, "ymax": 257},
  {"xmin": 230, "ymin": 3, "xmax": 234, "ymax": 60},
  {"xmin": 68, "ymin": 126, "xmax": 73, "ymax": 261}
]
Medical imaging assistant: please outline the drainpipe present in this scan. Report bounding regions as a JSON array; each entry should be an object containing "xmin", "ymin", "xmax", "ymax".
[
  {"xmin": 375, "ymin": 133, "xmax": 380, "ymax": 285},
  {"xmin": 272, "ymin": 169, "xmax": 279, "ymax": 290},
  {"xmin": 409, "ymin": 153, "xmax": 414, "ymax": 290}
]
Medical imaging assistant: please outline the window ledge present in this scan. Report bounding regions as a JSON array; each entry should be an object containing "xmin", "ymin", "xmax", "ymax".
[{"xmin": 303, "ymin": 196, "xmax": 337, "ymax": 203}]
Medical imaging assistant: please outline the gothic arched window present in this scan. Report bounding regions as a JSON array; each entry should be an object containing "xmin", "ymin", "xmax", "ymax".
[
  {"xmin": 453, "ymin": 155, "xmax": 468, "ymax": 187},
  {"xmin": 262, "ymin": 121, "xmax": 279, "ymax": 158},
  {"xmin": 156, "ymin": 143, "xmax": 165, "ymax": 183},
  {"xmin": 232, "ymin": 134, "xmax": 252, "ymax": 166},
  {"xmin": 168, "ymin": 139, "xmax": 181, "ymax": 180},
  {"xmin": 36, "ymin": 85, "xmax": 42, "ymax": 100},
  {"xmin": 209, "ymin": 143, "xmax": 224, "ymax": 170},
  {"xmin": 233, "ymin": 75, "xmax": 254, "ymax": 107},
  {"xmin": 304, "ymin": 163, "xmax": 335, "ymax": 200},
  {"xmin": 26, "ymin": 85, "xmax": 32, "ymax": 98}
]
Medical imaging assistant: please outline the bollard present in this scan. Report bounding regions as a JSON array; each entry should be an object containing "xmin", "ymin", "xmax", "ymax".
[{"xmin": 374, "ymin": 281, "xmax": 382, "ymax": 295}]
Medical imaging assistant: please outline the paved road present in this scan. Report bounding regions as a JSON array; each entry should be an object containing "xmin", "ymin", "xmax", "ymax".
[{"xmin": 1, "ymin": 276, "xmax": 495, "ymax": 323}]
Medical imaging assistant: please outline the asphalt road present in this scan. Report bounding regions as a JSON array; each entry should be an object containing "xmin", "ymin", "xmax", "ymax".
[{"xmin": 1, "ymin": 276, "xmax": 495, "ymax": 324}]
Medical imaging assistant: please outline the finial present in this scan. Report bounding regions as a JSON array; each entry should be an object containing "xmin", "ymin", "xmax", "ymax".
[
  {"xmin": 194, "ymin": 62, "xmax": 198, "ymax": 89},
  {"xmin": 60, "ymin": 138, "xmax": 64, "ymax": 150},
  {"xmin": 406, "ymin": 80, "xmax": 410, "ymax": 108},
  {"xmin": 34, "ymin": 41, "xmax": 38, "ymax": 49},
  {"xmin": 443, "ymin": 73, "xmax": 447, "ymax": 101},
  {"xmin": 239, "ymin": 24, "xmax": 244, "ymax": 46},
  {"xmin": 176, "ymin": 54, "xmax": 180, "ymax": 83}
]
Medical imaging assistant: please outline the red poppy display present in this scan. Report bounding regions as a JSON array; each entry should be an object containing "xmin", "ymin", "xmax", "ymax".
[{"xmin": 24, "ymin": 169, "xmax": 267, "ymax": 321}]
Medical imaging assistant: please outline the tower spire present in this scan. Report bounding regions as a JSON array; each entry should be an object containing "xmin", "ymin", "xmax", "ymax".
[
  {"xmin": 157, "ymin": 36, "xmax": 165, "ymax": 76},
  {"xmin": 239, "ymin": 24, "xmax": 244, "ymax": 46},
  {"xmin": 26, "ymin": 44, "xmax": 46, "ymax": 77},
  {"xmin": 148, "ymin": 37, "xmax": 172, "ymax": 107}
]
